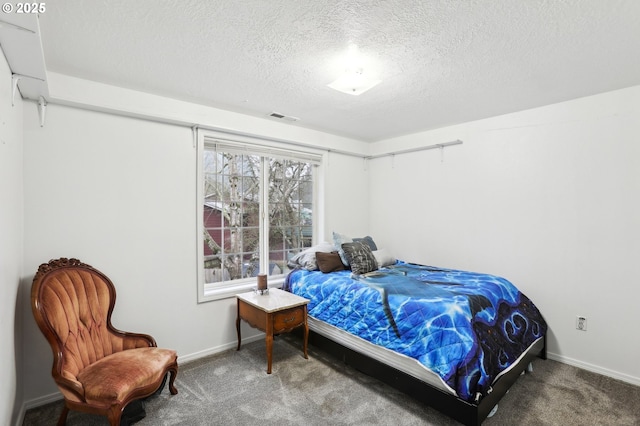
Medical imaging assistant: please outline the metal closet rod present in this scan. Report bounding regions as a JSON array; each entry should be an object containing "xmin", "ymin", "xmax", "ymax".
[{"xmin": 328, "ymin": 139, "xmax": 463, "ymax": 159}]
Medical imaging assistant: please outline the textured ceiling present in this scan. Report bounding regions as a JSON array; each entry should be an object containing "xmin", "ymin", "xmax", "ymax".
[{"xmin": 38, "ymin": 0, "xmax": 640, "ymax": 142}]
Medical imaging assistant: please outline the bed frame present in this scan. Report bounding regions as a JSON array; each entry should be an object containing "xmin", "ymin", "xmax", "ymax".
[{"xmin": 306, "ymin": 329, "xmax": 546, "ymax": 426}]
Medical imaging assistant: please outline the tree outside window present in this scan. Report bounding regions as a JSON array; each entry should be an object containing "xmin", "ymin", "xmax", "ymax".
[{"xmin": 202, "ymin": 149, "xmax": 314, "ymax": 284}]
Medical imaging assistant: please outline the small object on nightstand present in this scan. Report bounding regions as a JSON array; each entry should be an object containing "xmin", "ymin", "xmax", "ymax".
[{"xmin": 257, "ymin": 273, "xmax": 267, "ymax": 290}]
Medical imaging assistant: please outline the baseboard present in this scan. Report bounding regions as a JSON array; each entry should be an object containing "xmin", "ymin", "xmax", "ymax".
[
  {"xmin": 22, "ymin": 391, "xmax": 64, "ymax": 411},
  {"xmin": 16, "ymin": 391, "xmax": 64, "ymax": 426},
  {"xmin": 546, "ymin": 351, "xmax": 640, "ymax": 387},
  {"xmin": 177, "ymin": 333, "xmax": 264, "ymax": 364},
  {"xmin": 13, "ymin": 403, "xmax": 26, "ymax": 426}
]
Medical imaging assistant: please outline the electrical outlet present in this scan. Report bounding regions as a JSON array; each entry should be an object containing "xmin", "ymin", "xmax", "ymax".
[{"xmin": 576, "ymin": 316, "xmax": 587, "ymax": 331}]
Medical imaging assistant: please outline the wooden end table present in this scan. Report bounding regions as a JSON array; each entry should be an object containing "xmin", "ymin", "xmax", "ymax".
[{"xmin": 236, "ymin": 288, "xmax": 309, "ymax": 374}]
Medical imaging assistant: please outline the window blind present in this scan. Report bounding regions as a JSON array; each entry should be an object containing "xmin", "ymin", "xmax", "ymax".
[{"xmin": 205, "ymin": 137, "xmax": 323, "ymax": 165}]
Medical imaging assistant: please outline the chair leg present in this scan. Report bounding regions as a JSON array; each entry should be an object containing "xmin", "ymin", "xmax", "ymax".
[
  {"xmin": 168, "ymin": 367, "xmax": 178, "ymax": 395},
  {"xmin": 107, "ymin": 405, "xmax": 123, "ymax": 426},
  {"xmin": 57, "ymin": 406, "xmax": 69, "ymax": 426}
]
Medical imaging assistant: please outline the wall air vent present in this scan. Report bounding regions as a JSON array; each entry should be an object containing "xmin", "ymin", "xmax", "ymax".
[{"xmin": 268, "ymin": 111, "xmax": 299, "ymax": 122}]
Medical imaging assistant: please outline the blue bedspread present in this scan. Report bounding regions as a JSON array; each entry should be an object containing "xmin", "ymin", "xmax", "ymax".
[{"xmin": 284, "ymin": 262, "xmax": 547, "ymax": 402}]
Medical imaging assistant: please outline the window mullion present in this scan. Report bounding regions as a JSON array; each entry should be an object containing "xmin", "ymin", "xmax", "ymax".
[{"xmin": 260, "ymin": 156, "xmax": 270, "ymax": 276}]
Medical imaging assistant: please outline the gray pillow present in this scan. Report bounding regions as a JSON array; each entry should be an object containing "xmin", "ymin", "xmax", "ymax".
[
  {"xmin": 353, "ymin": 236, "xmax": 378, "ymax": 251},
  {"xmin": 341, "ymin": 241, "xmax": 378, "ymax": 275},
  {"xmin": 333, "ymin": 232, "xmax": 379, "ymax": 266}
]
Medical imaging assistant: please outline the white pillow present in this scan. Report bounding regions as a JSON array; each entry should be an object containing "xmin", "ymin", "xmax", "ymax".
[{"xmin": 372, "ymin": 249, "xmax": 396, "ymax": 268}]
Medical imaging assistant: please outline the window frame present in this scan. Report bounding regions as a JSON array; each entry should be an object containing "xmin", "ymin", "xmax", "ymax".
[{"xmin": 196, "ymin": 129, "xmax": 323, "ymax": 302}]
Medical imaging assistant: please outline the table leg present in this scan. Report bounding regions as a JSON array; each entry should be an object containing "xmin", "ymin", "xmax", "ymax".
[
  {"xmin": 302, "ymin": 305, "xmax": 309, "ymax": 359},
  {"xmin": 266, "ymin": 318, "xmax": 273, "ymax": 374}
]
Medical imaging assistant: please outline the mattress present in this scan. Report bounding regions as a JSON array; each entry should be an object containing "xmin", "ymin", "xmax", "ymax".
[{"xmin": 308, "ymin": 314, "xmax": 545, "ymax": 399}]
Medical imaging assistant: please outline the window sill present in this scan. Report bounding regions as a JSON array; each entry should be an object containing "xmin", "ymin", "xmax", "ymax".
[{"xmin": 198, "ymin": 276, "xmax": 286, "ymax": 303}]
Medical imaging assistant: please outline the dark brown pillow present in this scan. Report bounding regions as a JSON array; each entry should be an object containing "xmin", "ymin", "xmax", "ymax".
[{"xmin": 316, "ymin": 251, "xmax": 346, "ymax": 273}]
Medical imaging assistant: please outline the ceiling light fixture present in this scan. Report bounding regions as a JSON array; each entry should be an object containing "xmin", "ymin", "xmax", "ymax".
[{"xmin": 327, "ymin": 67, "xmax": 381, "ymax": 96}]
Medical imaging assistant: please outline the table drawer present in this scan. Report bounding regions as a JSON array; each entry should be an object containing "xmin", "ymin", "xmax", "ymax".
[{"xmin": 273, "ymin": 306, "xmax": 305, "ymax": 333}]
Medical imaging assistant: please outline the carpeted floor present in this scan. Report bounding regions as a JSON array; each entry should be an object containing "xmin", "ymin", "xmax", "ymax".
[{"xmin": 23, "ymin": 335, "xmax": 640, "ymax": 425}]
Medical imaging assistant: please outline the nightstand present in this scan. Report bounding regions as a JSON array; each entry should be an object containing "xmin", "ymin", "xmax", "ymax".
[{"xmin": 236, "ymin": 288, "xmax": 309, "ymax": 374}]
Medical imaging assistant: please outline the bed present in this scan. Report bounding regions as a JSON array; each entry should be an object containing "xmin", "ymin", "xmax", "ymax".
[{"xmin": 283, "ymin": 243, "xmax": 547, "ymax": 426}]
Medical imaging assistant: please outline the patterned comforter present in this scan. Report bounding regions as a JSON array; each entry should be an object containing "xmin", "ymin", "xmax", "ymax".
[{"xmin": 284, "ymin": 262, "xmax": 547, "ymax": 402}]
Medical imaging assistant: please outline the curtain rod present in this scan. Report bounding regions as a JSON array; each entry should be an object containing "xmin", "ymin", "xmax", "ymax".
[
  {"xmin": 366, "ymin": 139, "xmax": 463, "ymax": 159},
  {"xmin": 328, "ymin": 139, "xmax": 463, "ymax": 159}
]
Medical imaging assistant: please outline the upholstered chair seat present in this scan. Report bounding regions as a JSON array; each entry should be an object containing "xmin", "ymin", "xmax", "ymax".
[
  {"xmin": 77, "ymin": 347, "xmax": 176, "ymax": 405},
  {"xmin": 31, "ymin": 258, "xmax": 178, "ymax": 426}
]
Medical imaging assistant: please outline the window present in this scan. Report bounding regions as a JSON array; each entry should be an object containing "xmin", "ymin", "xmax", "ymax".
[{"xmin": 197, "ymin": 130, "xmax": 322, "ymax": 301}]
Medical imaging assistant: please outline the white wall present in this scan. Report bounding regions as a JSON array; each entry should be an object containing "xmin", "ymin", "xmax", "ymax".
[
  {"xmin": 20, "ymin": 101, "xmax": 369, "ymax": 406},
  {"xmin": 322, "ymin": 151, "xmax": 371, "ymax": 239},
  {"xmin": 0, "ymin": 51, "xmax": 24, "ymax": 425},
  {"xmin": 369, "ymin": 86, "xmax": 640, "ymax": 385}
]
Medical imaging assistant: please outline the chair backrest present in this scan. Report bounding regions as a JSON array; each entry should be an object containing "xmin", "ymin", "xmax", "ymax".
[{"xmin": 31, "ymin": 258, "xmax": 122, "ymax": 381}]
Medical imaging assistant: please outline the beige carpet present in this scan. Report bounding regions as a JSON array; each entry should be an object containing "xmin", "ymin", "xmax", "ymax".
[{"xmin": 23, "ymin": 335, "xmax": 640, "ymax": 425}]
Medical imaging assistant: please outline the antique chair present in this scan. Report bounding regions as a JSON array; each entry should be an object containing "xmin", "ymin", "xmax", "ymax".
[{"xmin": 31, "ymin": 258, "xmax": 178, "ymax": 425}]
